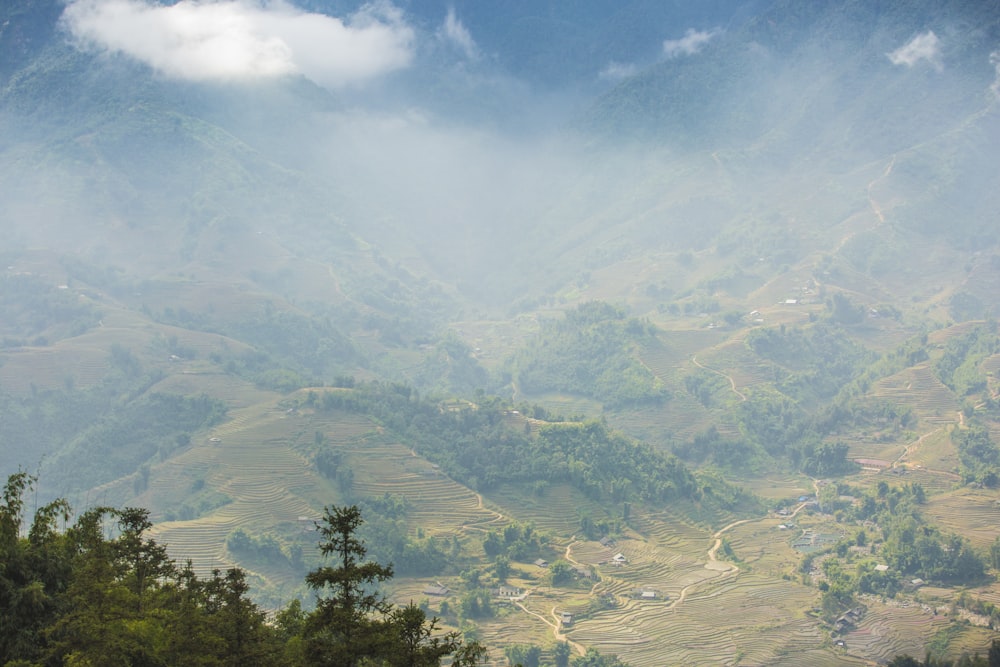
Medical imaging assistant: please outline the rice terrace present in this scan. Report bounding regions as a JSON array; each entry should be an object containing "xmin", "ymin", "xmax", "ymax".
[{"xmin": 3, "ymin": 0, "xmax": 1000, "ymax": 665}]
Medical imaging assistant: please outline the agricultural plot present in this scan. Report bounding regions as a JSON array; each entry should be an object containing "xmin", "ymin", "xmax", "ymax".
[
  {"xmin": 572, "ymin": 572, "xmax": 821, "ymax": 667},
  {"xmin": 149, "ymin": 372, "xmax": 279, "ymax": 409},
  {"xmin": 924, "ymin": 488, "xmax": 1000, "ymax": 550},
  {"xmin": 696, "ymin": 337, "xmax": 777, "ymax": 391},
  {"xmin": 515, "ymin": 391, "xmax": 603, "ymax": 421},
  {"xmin": 609, "ymin": 392, "xmax": 719, "ymax": 445},
  {"xmin": 740, "ymin": 474, "xmax": 813, "ymax": 503},
  {"xmin": 140, "ymin": 403, "xmax": 329, "ymax": 580},
  {"xmin": 638, "ymin": 330, "xmax": 727, "ymax": 380},
  {"xmin": 719, "ymin": 518, "xmax": 807, "ymax": 579},
  {"xmin": 843, "ymin": 600, "xmax": 951, "ymax": 664},
  {"xmin": 486, "ymin": 483, "xmax": 615, "ymax": 537},
  {"xmin": 0, "ymin": 344, "xmax": 109, "ymax": 392},
  {"xmin": 870, "ymin": 364, "xmax": 960, "ymax": 426}
]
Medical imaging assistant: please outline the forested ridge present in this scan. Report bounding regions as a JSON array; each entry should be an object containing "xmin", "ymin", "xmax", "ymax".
[{"xmin": 311, "ymin": 382, "xmax": 758, "ymax": 515}]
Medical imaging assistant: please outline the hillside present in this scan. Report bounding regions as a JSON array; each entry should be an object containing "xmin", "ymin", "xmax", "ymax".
[{"xmin": 2, "ymin": 0, "xmax": 1000, "ymax": 663}]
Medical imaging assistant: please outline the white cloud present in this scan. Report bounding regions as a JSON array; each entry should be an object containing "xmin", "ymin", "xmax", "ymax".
[
  {"xmin": 599, "ymin": 61, "xmax": 638, "ymax": 82},
  {"xmin": 438, "ymin": 7, "xmax": 477, "ymax": 60},
  {"xmin": 662, "ymin": 27, "xmax": 721, "ymax": 59},
  {"xmin": 887, "ymin": 31, "xmax": 942, "ymax": 70},
  {"xmin": 60, "ymin": 0, "xmax": 415, "ymax": 87}
]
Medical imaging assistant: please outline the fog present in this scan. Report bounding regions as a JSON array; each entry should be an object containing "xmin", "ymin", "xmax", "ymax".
[{"xmin": 2, "ymin": 0, "xmax": 999, "ymax": 309}]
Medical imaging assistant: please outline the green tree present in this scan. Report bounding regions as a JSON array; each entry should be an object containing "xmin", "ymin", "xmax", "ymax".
[
  {"xmin": 304, "ymin": 504, "xmax": 485, "ymax": 667},
  {"xmin": 304, "ymin": 505, "xmax": 394, "ymax": 666},
  {"xmin": 554, "ymin": 641, "xmax": 572, "ymax": 667}
]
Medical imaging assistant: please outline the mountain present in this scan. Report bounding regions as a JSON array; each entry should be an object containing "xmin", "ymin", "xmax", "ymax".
[{"xmin": 3, "ymin": 0, "xmax": 1000, "ymax": 664}]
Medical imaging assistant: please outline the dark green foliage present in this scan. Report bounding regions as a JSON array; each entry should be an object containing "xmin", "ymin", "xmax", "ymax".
[
  {"xmin": 227, "ymin": 528, "xmax": 289, "ymax": 567},
  {"xmin": 0, "ymin": 473, "xmax": 280, "ymax": 666},
  {"xmin": 952, "ymin": 424, "xmax": 1000, "ymax": 486},
  {"xmin": 888, "ymin": 641, "xmax": 1000, "ymax": 666},
  {"xmin": 412, "ymin": 334, "xmax": 491, "ymax": 395},
  {"xmin": 511, "ymin": 301, "xmax": 668, "ymax": 407},
  {"xmin": 316, "ymin": 382, "xmax": 757, "ymax": 514},
  {"xmin": 0, "ymin": 370, "xmax": 227, "ymax": 496},
  {"xmin": 0, "ymin": 274, "xmax": 100, "ymax": 344},
  {"xmin": 505, "ymin": 644, "xmax": 542, "ymax": 667},
  {"xmin": 340, "ymin": 494, "xmax": 449, "ymax": 577},
  {"xmin": 0, "ymin": 477, "xmax": 488, "ymax": 666},
  {"xmin": 571, "ymin": 647, "xmax": 630, "ymax": 667},
  {"xmin": 934, "ymin": 322, "xmax": 1000, "ymax": 396},
  {"xmin": 845, "ymin": 482, "xmax": 986, "ymax": 586},
  {"xmin": 303, "ymin": 504, "xmax": 485, "ymax": 667},
  {"xmin": 745, "ymin": 321, "xmax": 874, "ymax": 402},
  {"xmin": 46, "ymin": 391, "xmax": 228, "ymax": 493}
]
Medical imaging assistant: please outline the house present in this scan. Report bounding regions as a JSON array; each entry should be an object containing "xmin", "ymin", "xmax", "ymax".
[
  {"xmin": 423, "ymin": 584, "xmax": 450, "ymax": 597},
  {"xmin": 599, "ymin": 536, "xmax": 616, "ymax": 548},
  {"xmin": 874, "ymin": 564, "xmax": 889, "ymax": 573},
  {"xmin": 534, "ymin": 558, "xmax": 549, "ymax": 568},
  {"xmin": 854, "ymin": 458, "xmax": 892, "ymax": 470},
  {"xmin": 560, "ymin": 613, "xmax": 573, "ymax": 626},
  {"xmin": 640, "ymin": 590, "xmax": 657, "ymax": 600},
  {"xmin": 612, "ymin": 553, "xmax": 628, "ymax": 565},
  {"xmin": 493, "ymin": 586, "xmax": 522, "ymax": 598}
]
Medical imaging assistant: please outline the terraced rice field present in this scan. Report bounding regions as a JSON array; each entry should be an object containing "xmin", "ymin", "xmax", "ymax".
[
  {"xmin": 639, "ymin": 331, "xmax": 726, "ymax": 381},
  {"xmin": 695, "ymin": 337, "xmax": 777, "ymax": 390},
  {"xmin": 487, "ymin": 483, "xmax": 614, "ymax": 537},
  {"xmin": 517, "ymin": 392, "xmax": 603, "ymax": 420},
  {"xmin": 0, "ymin": 344, "xmax": 110, "ymax": 392},
  {"xmin": 924, "ymin": 488, "xmax": 1000, "ymax": 549},
  {"xmin": 843, "ymin": 601, "xmax": 951, "ymax": 664},
  {"xmin": 610, "ymin": 394, "xmax": 720, "ymax": 445},
  {"xmin": 142, "ymin": 405, "xmax": 335, "ymax": 579},
  {"xmin": 150, "ymin": 372, "xmax": 279, "ymax": 408},
  {"xmin": 571, "ymin": 572, "xmax": 820, "ymax": 667},
  {"xmin": 740, "ymin": 474, "xmax": 814, "ymax": 502},
  {"xmin": 870, "ymin": 365, "xmax": 960, "ymax": 425},
  {"xmin": 927, "ymin": 321, "xmax": 988, "ymax": 346}
]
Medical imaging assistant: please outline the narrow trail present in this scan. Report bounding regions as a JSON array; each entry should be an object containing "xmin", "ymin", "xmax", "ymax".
[
  {"xmin": 664, "ymin": 516, "xmax": 755, "ymax": 613},
  {"xmin": 691, "ymin": 354, "xmax": 747, "ymax": 402},
  {"xmin": 891, "ymin": 428, "xmax": 961, "ymax": 481},
  {"xmin": 513, "ymin": 599, "xmax": 587, "ymax": 656},
  {"xmin": 459, "ymin": 492, "xmax": 505, "ymax": 532}
]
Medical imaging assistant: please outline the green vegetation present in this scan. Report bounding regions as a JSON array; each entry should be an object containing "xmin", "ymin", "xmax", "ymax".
[
  {"xmin": 510, "ymin": 302, "xmax": 668, "ymax": 407},
  {"xmin": 952, "ymin": 423, "xmax": 1000, "ymax": 486},
  {"xmin": 0, "ymin": 473, "xmax": 488, "ymax": 666},
  {"xmin": 315, "ymin": 382, "xmax": 757, "ymax": 513},
  {"xmin": 0, "ymin": 358, "xmax": 227, "ymax": 494},
  {"xmin": 0, "ymin": 274, "xmax": 100, "ymax": 346},
  {"xmin": 934, "ymin": 323, "xmax": 1000, "ymax": 397}
]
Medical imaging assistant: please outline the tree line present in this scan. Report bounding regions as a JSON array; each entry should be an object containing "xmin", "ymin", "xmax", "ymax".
[
  {"xmin": 0, "ymin": 472, "xmax": 485, "ymax": 666},
  {"xmin": 1, "ymin": 472, "xmax": 637, "ymax": 667}
]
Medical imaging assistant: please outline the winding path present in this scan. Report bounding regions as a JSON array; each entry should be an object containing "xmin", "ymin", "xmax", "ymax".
[
  {"xmin": 513, "ymin": 598, "xmax": 587, "ymax": 656},
  {"xmin": 691, "ymin": 354, "xmax": 747, "ymax": 402}
]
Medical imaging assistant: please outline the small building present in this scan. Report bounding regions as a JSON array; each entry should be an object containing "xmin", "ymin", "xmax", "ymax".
[
  {"xmin": 423, "ymin": 584, "xmax": 450, "ymax": 597},
  {"xmin": 874, "ymin": 564, "xmax": 889, "ymax": 573},
  {"xmin": 612, "ymin": 553, "xmax": 628, "ymax": 566},
  {"xmin": 534, "ymin": 558, "xmax": 549, "ymax": 568},
  {"xmin": 640, "ymin": 590, "xmax": 657, "ymax": 600},
  {"xmin": 560, "ymin": 612, "xmax": 573, "ymax": 626},
  {"xmin": 493, "ymin": 586, "xmax": 522, "ymax": 598},
  {"xmin": 854, "ymin": 458, "xmax": 892, "ymax": 470},
  {"xmin": 599, "ymin": 536, "xmax": 616, "ymax": 548}
]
